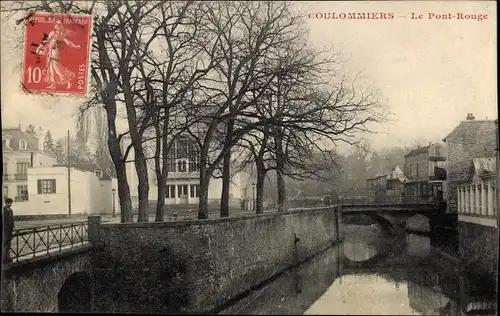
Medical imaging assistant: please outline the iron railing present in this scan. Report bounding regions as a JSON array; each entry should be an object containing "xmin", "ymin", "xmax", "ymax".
[{"xmin": 8, "ymin": 221, "xmax": 89, "ymax": 263}]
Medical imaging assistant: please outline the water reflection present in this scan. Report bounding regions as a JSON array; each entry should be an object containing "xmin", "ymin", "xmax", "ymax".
[
  {"xmin": 305, "ymin": 274, "xmax": 419, "ymax": 315},
  {"xmin": 406, "ymin": 233, "xmax": 431, "ymax": 257},
  {"xmin": 343, "ymin": 242, "xmax": 378, "ymax": 262},
  {"xmin": 219, "ymin": 224, "xmax": 496, "ymax": 315}
]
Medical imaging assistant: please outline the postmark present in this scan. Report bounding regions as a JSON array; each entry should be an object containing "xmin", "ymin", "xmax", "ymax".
[{"xmin": 21, "ymin": 12, "xmax": 92, "ymax": 96}]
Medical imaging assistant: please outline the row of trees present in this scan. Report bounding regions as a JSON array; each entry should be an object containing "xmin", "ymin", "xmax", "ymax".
[
  {"xmin": 4, "ymin": 1, "xmax": 387, "ymax": 222},
  {"xmin": 24, "ymin": 123, "xmax": 114, "ymax": 175}
]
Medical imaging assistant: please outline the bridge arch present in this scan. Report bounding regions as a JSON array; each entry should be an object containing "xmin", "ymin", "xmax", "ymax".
[{"xmin": 58, "ymin": 272, "xmax": 93, "ymax": 313}]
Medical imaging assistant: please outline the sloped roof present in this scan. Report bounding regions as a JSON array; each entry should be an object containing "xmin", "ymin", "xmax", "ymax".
[
  {"xmin": 2, "ymin": 128, "xmax": 39, "ymax": 151},
  {"xmin": 472, "ymin": 157, "xmax": 496, "ymax": 175},
  {"xmin": 443, "ymin": 120, "xmax": 496, "ymax": 142},
  {"xmin": 405, "ymin": 145, "xmax": 429, "ymax": 157},
  {"xmin": 466, "ymin": 157, "xmax": 496, "ymax": 181},
  {"xmin": 53, "ymin": 162, "xmax": 113, "ymax": 180}
]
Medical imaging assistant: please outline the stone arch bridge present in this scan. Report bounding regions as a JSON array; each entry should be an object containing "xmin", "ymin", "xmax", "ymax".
[{"xmin": 336, "ymin": 203, "xmax": 456, "ymax": 237}]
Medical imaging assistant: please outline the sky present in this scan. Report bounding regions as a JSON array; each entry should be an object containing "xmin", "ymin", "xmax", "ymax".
[{"xmin": 1, "ymin": 1, "xmax": 497, "ymax": 151}]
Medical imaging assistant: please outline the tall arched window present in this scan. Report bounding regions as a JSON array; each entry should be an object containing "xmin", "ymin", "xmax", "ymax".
[{"xmin": 19, "ymin": 140, "xmax": 27, "ymax": 150}]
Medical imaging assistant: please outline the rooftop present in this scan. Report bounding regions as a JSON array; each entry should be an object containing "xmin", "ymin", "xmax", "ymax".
[
  {"xmin": 443, "ymin": 119, "xmax": 497, "ymax": 142},
  {"xmin": 2, "ymin": 127, "xmax": 39, "ymax": 151},
  {"xmin": 405, "ymin": 145, "xmax": 429, "ymax": 157},
  {"xmin": 53, "ymin": 163, "xmax": 113, "ymax": 180}
]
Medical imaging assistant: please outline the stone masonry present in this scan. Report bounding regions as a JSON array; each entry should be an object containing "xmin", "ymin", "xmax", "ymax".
[{"xmin": 92, "ymin": 207, "xmax": 339, "ymax": 313}]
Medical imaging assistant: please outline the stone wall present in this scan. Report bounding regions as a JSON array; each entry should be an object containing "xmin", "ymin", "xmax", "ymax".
[
  {"xmin": 92, "ymin": 207, "xmax": 338, "ymax": 313},
  {"xmin": 1, "ymin": 246, "xmax": 94, "ymax": 312},
  {"xmin": 458, "ymin": 221, "xmax": 498, "ymax": 282}
]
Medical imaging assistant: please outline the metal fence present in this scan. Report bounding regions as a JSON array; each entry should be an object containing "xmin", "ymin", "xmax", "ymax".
[{"xmin": 8, "ymin": 221, "xmax": 89, "ymax": 263}]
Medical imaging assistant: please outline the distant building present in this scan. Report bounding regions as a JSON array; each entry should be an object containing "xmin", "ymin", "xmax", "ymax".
[
  {"xmin": 19, "ymin": 164, "xmax": 116, "ymax": 217},
  {"xmin": 366, "ymin": 166, "xmax": 406, "ymax": 203},
  {"xmin": 443, "ymin": 113, "xmax": 497, "ymax": 212},
  {"xmin": 2, "ymin": 126, "xmax": 57, "ymax": 203},
  {"xmin": 403, "ymin": 142, "xmax": 447, "ymax": 203},
  {"xmin": 386, "ymin": 166, "xmax": 406, "ymax": 203},
  {"xmin": 366, "ymin": 173, "xmax": 388, "ymax": 203},
  {"xmin": 122, "ymin": 135, "xmax": 248, "ymax": 209}
]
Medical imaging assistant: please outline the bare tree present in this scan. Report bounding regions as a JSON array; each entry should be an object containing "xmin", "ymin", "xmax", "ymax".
[
  {"xmin": 2, "ymin": 0, "xmax": 166, "ymax": 222},
  {"xmin": 185, "ymin": 1, "xmax": 307, "ymax": 219}
]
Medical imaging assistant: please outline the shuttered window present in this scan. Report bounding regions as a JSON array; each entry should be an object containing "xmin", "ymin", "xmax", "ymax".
[{"xmin": 37, "ymin": 179, "xmax": 56, "ymax": 194}]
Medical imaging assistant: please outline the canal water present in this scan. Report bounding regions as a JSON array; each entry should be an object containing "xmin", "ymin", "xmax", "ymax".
[{"xmin": 219, "ymin": 223, "xmax": 497, "ymax": 315}]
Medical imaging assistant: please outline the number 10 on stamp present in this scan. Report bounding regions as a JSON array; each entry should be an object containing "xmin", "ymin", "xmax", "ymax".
[{"xmin": 22, "ymin": 12, "xmax": 92, "ymax": 96}]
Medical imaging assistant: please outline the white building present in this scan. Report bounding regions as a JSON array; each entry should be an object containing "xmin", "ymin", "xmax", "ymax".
[
  {"xmin": 15, "ymin": 163, "xmax": 117, "ymax": 217},
  {"xmin": 122, "ymin": 135, "xmax": 249, "ymax": 209},
  {"xmin": 2, "ymin": 126, "xmax": 58, "ymax": 203},
  {"xmin": 457, "ymin": 157, "xmax": 497, "ymax": 226}
]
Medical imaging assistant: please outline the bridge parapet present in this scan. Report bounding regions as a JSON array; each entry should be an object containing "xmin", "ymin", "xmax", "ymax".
[{"xmin": 335, "ymin": 203, "xmax": 441, "ymax": 213}]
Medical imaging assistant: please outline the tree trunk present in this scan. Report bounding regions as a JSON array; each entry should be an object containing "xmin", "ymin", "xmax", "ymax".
[
  {"xmin": 155, "ymin": 181, "xmax": 166, "ymax": 222},
  {"xmin": 220, "ymin": 120, "xmax": 234, "ymax": 218},
  {"xmin": 105, "ymin": 99, "xmax": 133, "ymax": 223},
  {"xmin": 107, "ymin": 128, "xmax": 133, "ymax": 223},
  {"xmin": 135, "ymin": 151, "xmax": 150, "ymax": 222},
  {"xmin": 256, "ymin": 164, "xmax": 266, "ymax": 214},
  {"xmin": 275, "ymin": 132, "xmax": 286, "ymax": 212},
  {"xmin": 115, "ymin": 161, "xmax": 133, "ymax": 223},
  {"xmin": 198, "ymin": 154, "xmax": 210, "ymax": 219}
]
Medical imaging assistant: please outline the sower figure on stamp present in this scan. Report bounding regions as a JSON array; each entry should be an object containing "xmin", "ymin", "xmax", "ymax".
[
  {"xmin": 2, "ymin": 198, "xmax": 14, "ymax": 263},
  {"xmin": 35, "ymin": 20, "xmax": 81, "ymax": 90}
]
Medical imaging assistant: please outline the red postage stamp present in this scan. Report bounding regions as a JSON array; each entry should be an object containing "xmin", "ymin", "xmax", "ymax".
[{"xmin": 22, "ymin": 12, "xmax": 92, "ymax": 96}]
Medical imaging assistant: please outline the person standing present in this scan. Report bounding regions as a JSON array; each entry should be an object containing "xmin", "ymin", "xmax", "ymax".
[{"xmin": 2, "ymin": 198, "xmax": 14, "ymax": 263}]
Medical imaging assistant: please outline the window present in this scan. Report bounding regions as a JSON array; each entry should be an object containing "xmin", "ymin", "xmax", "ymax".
[
  {"xmin": 177, "ymin": 184, "xmax": 188, "ymax": 197},
  {"xmin": 17, "ymin": 185, "xmax": 28, "ymax": 200},
  {"xmin": 176, "ymin": 160, "xmax": 187, "ymax": 172},
  {"xmin": 37, "ymin": 179, "xmax": 56, "ymax": 194},
  {"xmin": 16, "ymin": 162, "xmax": 29, "ymax": 174},
  {"xmin": 166, "ymin": 185, "xmax": 176, "ymax": 198},
  {"xmin": 435, "ymin": 147, "xmax": 441, "ymax": 156},
  {"xmin": 2, "ymin": 139, "xmax": 6, "ymax": 148},
  {"xmin": 95, "ymin": 169, "xmax": 102, "ymax": 179},
  {"xmin": 3, "ymin": 186, "xmax": 8, "ymax": 198},
  {"xmin": 190, "ymin": 184, "xmax": 200, "ymax": 198},
  {"xmin": 19, "ymin": 140, "xmax": 27, "ymax": 149}
]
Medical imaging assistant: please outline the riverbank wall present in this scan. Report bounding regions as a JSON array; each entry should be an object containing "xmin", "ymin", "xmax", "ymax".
[
  {"xmin": 457, "ymin": 216, "xmax": 498, "ymax": 282},
  {"xmin": 91, "ymin": 207, "xmax": 339, "ymax": 313}
]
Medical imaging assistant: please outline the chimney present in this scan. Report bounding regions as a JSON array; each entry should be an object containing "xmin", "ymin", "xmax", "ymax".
[{"xmin": 466, "ymin": 113, "xmax": 475, "ymax": 120}]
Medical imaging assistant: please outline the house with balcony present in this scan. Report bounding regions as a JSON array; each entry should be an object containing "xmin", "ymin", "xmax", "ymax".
[
  {"xmin": 442, "ymin": 113, "xmax": 497, "ymax": 213},
  {"xmin": 403, "ymin": 142, "xmax": 447, "ymax": 204},
  {"xmin": 456, "ymin": 156, "xmax": 498, "ymax": 284},
  {"xmin": 2, "ymin": 127, "xmax": 57, "ymax": 203},
  {"xmin": 457, "ymin": 157, "xmax": 497, "ymax": 220}
]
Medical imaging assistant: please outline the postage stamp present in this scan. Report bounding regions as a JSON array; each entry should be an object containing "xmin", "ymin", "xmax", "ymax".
[{"xmin": 21, "ymin": 12, "xmax": 92, "ymax": 96}]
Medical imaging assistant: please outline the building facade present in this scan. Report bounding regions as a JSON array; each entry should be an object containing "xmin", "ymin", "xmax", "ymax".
[
  {"xmin": 404, "ymin": 142, "xmax": 447, "ymax": 203},
  {"xmin": 443, "ymin": 113, "xmax": 497, "ymax": 212},
  {"xmin": 16, "ymin": 164, "xmax": 116, "ymax": 217},
  {"xmin": 122, "ymin": 135, "xmax": 247, "ymax": 209},
  {"xmin": 366, "ymin": 166, "xmax": 405, "ymax": 204},
  {"xmin": 2, "ymin": 127, "xmax": 57, "ymax": 203},
  {"xmin": 457, "ymin": 158, "xmax": 497, "ymax": 220}
]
